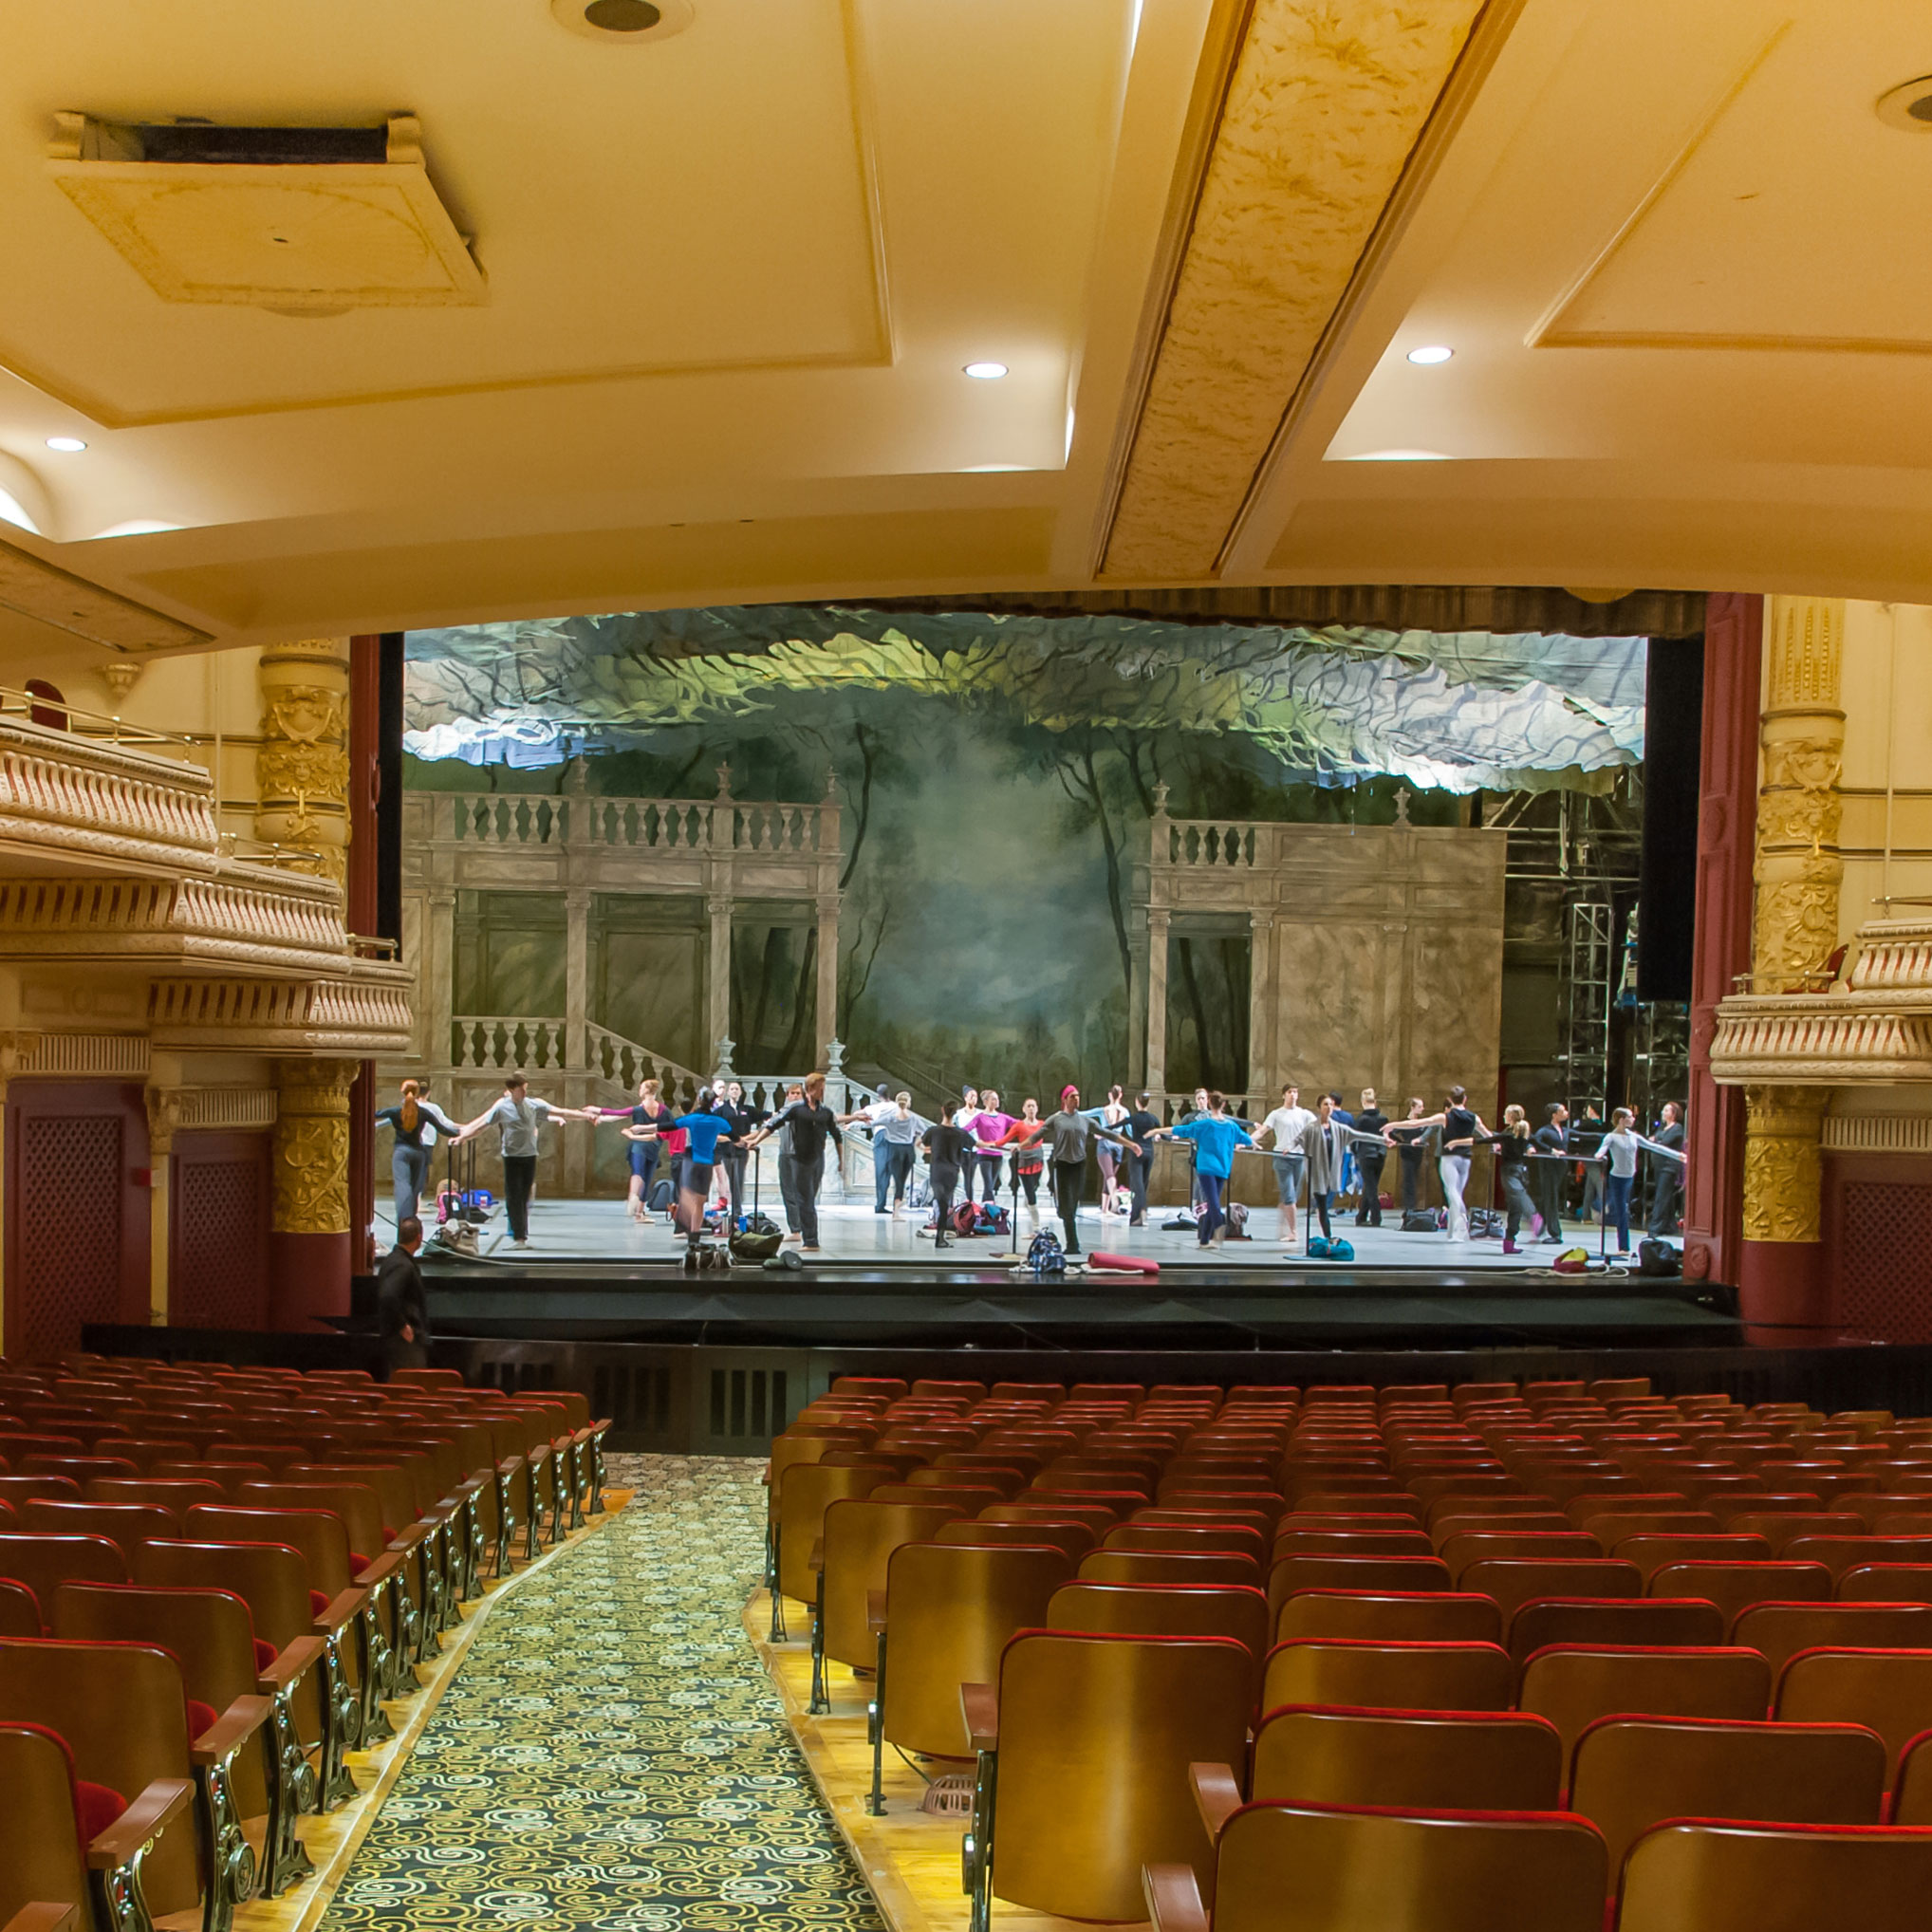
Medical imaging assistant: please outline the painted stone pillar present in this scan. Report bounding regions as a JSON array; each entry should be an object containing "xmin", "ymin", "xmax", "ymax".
[
  {"xmin": 256, "ymin": 640, "xmax": 351, "ymax": 885},
  {"xmin": 426, "ymin": 884, "xmax": 455, "ymax": 1070},
  {"xmin": 269, "ymin": 1058, "xmax": 357, "ymax": 1330},
  {"xmin": 816, "ymin": 769, "xmax": 842, "ymax": 1067},
  {"xmin": 705, "ymin": 764, "xmax": 734, "ymax": 1072},
  {"xmin": 1739, "ymin": 595, "xmax": 1844, "ymax": 1325},
  {"xmin": 1248, "ymin": 909, "xmax": 1276, "ymax": 1098},
  {"xmin": 1145, "ymin": 909, "xmax": 1171, "ymax": 1100}
]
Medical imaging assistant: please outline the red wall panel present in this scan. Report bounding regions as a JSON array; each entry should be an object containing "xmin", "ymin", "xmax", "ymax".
[
  {"xmin": 4, "ymin": 1079, "xmax": 150, "ymax": 1359},
  {"xmin": 169, "ymin": 1131, "xmax": 269, "ymax": 1329}
]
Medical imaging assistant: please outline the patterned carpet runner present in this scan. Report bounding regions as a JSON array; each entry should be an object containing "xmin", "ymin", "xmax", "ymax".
[{"xmin": 323, "ymin": 1453, "xmax": 884, "ymax": 1930}]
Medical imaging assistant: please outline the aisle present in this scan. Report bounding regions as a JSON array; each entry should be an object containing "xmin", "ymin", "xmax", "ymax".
[{"xmin": 322, "ymin": 1455, "xmax": 885, "ymax": 1931}]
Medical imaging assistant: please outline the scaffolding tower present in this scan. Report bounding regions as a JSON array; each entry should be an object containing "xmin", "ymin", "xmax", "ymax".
[{"xmin": 1561, "ymin": 899, "xmax": 1614, "ymax": 1118}]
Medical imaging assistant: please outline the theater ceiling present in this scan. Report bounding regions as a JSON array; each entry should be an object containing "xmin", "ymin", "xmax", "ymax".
[{"xmin": 0, "ymin": 0, "xmax": 1929, "ymax": 665}]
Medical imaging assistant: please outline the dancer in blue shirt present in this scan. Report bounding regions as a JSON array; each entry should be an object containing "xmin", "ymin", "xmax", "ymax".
[{"xmin": 1150, "ymin": 1092, "xmax": 1254, "ymax": 1247}]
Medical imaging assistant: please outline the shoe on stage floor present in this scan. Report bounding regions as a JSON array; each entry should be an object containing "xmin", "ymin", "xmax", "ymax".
[
  {"xmin": 803, "ymin": 1243, "xmax": 821, "ymax": 1253},
  {"xmin": 1502, "ymin": 1238, "xmax": 1520, "ymax": 1254}
]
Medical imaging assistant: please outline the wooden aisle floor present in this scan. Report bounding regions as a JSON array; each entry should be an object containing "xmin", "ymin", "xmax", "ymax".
[{"xmin": 748, "ymin": 1589, "xmax": 1151, "ymax": 1932}]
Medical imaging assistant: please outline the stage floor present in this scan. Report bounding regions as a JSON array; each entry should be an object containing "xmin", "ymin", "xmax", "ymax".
[{"xmin": 399, "ymin": 1193, "xmax": 1646, "ymax": 1273}]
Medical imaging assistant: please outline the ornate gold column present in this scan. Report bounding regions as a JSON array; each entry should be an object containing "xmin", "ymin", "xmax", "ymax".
[
  {"xmin": 257, "ymin": 640, "xmax": 351, "ymax": 886},
  {"xmin": 269, "ymin": 1058, "xmax": 357, "ymax": 1329},
  {"xmin": 1753, "ymin": 596, "xmax": 1845, "ymax": 991},
  {"xmin": 1740, "ymin": 595, "xmax": 1844, "ymax": 1325},
  {"xmin": 144, "ymin": 1087, "xmax": 184, "ymax": 1325},
  {"xmin": 0, "ymin": 1028, "xmax": 39, "ymax": 1353}
]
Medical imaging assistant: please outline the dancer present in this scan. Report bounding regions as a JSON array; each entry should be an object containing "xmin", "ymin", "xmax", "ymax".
[
  {"xmin": 1533, "ymin": 1103, "xmax": 1570, "ymax": 1244},
  {"xmin": 1647, "ymin": 1100, "xmax": 1686, "ymax": 1235},
  {"xmin": 920, "ymin": 1101, "xmax": 975, "ymax": 1251},
  {"xmin": 1149, "ymin": 1091, "xmax": 1253, "ymax": 1247},
  {"xmin": 1257, "ymin": 1083, "xmax": 1315, "ymax": 1242},
  {"xmin": 969, "ymin": 1089, "xmax": 1016, "ymax": 1206},
  {"xmin": 374, "ymin": 1078, "xmax": 462, "ymax": 1227},
  {"xmin": 454, "ymin": 1073, "xmax": 588, "ymax": 1249},
  {"xmin": 1353, "ymin": 1088, "xmax": 1390, "ymax": 1228},
  {"xmin": 1297, "ymin": 1091, "xmax": 1355, "ymax": 1241},
  {"xmin": 623, "ymin": 1100, "xmax": 741, "ymax": 1270},
  {"xmin": 713, "ymin": 1081, "xmax": 766, "ymax": 1222},
  {"xmin": 1483, "ymin": 1105, "xmax": 1538, "ymax": 1254},
  {"xmin": 994, "ymin": 1097, "xmax": 1048, "ymax": 1218},
  {"xmin": 1123, "ymin": 1090, "xmax": 1162, "ymax": 1227},
  {"xmin": 839, "ymin": 1085, "xmax": 903, "ymax": 1216},
  {"xmin": 587, "ymin": 1077, "xmax": 675, "ymax": 1223},
  {"xmin": 1388, "ymin": 1086, "xmax": 1490, "ymax": 1243},
  {"xmin": 1087, "ymin": 1086, "xmax": 1133, "ymax": 1215},
  {"xmin": 749, "ymin": 1073, "xmax": 843, "ymax": 1253},
  {"xmin": 1328, "ymin": 1090, "xmax": 1358, "ymax": 1206},
  {"xmin": 1396, "ymin": 1097, "xmax": 1432, "ymax": 1218},
  {"xmin": 1013, "ymin": 1085, "xmax": 1136, "ymax": 1257},
  {"xmin": 1597, "ymin": 1105, "xmax": 1686, "ymax": 1254},
  {"xmin": 1575, "ymin": 1105, "xmax": 1607, "ymax": 1224},
  {"xmin": 955, "ymin": 1088, "xmax": 985, "ymax": 1200}
]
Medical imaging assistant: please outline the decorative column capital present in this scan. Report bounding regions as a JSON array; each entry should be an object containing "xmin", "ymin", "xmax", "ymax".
[
  {"xmin": 1147, "ymin": 907, "xmax": 1171, "ymax": 933},
  {"xmin": 0, "ymin": 1028, "xmax": 41, "ymax": 1084},
  {"xmin": 144, "ymin": 1086, "xmax": 186, "ymax": 1156},
  {"xmin": 257, "ymin": 638, "xmax": 351, "ymax": 890},
  {"xmin": 1741, "ymin": 1082, "xmax": 1830, "ymax": 1244}
]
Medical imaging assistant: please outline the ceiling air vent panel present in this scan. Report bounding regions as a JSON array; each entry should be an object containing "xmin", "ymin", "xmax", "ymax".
[{"xmin": 46, "ymin": 112, "xmax": 484, "ymax": 317}]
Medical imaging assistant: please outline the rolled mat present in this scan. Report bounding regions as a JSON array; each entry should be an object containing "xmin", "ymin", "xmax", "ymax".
[{"xmin": 1089, "ymin": 1251, "xmax": 1159, "ymax": 1274}]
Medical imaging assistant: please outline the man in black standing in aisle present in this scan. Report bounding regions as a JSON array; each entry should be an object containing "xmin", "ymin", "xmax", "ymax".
[
  {"xmin": 1533, "ymin": 1102, "xmax": 1570, "ymax": 1245},
  {"xmin": 378, "ymin": 1216, "xmax": 429, "ymax": 1373},
  {"xmin": 1647, "ymin": 1100, "xmax": 1686, "ymax": 1236}
]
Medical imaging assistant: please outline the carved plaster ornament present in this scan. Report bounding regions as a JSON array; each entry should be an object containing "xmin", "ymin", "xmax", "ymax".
[
  {"xmin": 270, "ymin": 1058, "xmax": 358, "ymax": 1235},
  {"xmin": 99, "ymin": 659, "xmax": 143, "ymax": 704},
  {"xmin": 143, "ymin": 1085, "xmax": 186, "ymax": 1156},
  {"xmin": 1741, "ymin": 1085, "xmax": 1830, "ymax": 1244}
]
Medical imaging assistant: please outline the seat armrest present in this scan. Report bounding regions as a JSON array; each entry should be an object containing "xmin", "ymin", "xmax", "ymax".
[
  {"xmin": 355, "ymin": 1551, "xmax": 405, "ymax": 1588},
  {"xmin": 87, "ymin": 1776, "xmax": 194, "ymax": 1868},
  {"xmin": 257, "ymin": 1633, "xmax": 325, "ymax": 1695},
  {"xmin": 388, "ymin": 1522, "xmax": 434, "ymax": 1551},
  {"xmin": 960, "ymin": 1682, "xmax": 998, "ymax": 1754},
  {"xmin": 866, "ymin": 1588, "xmax": 887, "ymax": 1637},
  {"xmin": 1144, "ymin": 1864, "xmax": 1209, "ymax": 1932},
  {"xmin": 314, "ymin": 1585, "xmax": 370, "ymax": 1633},
  {"xmin": 4, "ymin": 1904, "xmax": 80, "ymax": 1932},
  {"xmin": 1190, "ymin": 1763, "xmax": 1242, "ymax": 1843},
  {"xmin": 192, "ymin": 1694, "xmax": 274, "ymax": 1767}
]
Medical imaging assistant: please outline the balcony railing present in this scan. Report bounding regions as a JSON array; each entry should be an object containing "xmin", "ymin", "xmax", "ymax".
[{"xmin": 433, "ymin": 792, "xmax": 836, "ymax": 855}]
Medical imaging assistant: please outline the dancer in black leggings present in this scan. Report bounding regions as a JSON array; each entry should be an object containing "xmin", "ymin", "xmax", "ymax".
[{"xmin": 920, "ymin": 1103, "xmax": 975, "ymax": 1252}]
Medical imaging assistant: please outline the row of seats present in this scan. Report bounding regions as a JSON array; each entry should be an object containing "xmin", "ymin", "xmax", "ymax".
[
  {"xmin": 767, "ymin": 1373, "xmax": 1932, "ymax": 1930},
  {"xmin": 0, "ymin": 1353, "xmax": 608, "ymax": 1932}
]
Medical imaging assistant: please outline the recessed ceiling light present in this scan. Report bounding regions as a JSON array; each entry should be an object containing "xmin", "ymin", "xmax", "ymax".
[
  {"xmin": 1406, "ymin": 344, "xmax": 1453, "ymax": 365},
  {"xmin": 1877, "ymin": 76, "xmax": 1932, "ymax": 131},
  {"xmin": 45, "ymin": 436, "xmax": 86, "ymax": 453},
  {"xmin": 1347, "ymin": 448, "xmax": 1451, "ymax": 461},
  {"xmin": 963, "ymin": 362, "xmax": 1008, "ymax": 380},
  {"xmin": 550, "ymin": 0, "xmax": 694, "ymax": 43}
]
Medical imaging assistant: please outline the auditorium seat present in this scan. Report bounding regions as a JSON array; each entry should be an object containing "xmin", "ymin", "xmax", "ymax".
[
  {"xmin": 962, "ymin": 1630, "xmax": 1252, "ymax": 1925},
  {"xmin": 1237, "ymin": 1704, "xmax": 1563, "ymax": 1811},
  {"xmin": 19, "ymin": 1500, "xmax": 181, "ymax": 1560},
  {"xmin": 1726, "ymin": 1511, "xmax": 1867, "ymax": 1552},
  {"xmin": 1276, "ymin": 1589, "xmax": 1501, "ymax": 1645},
  {"xmin": 1273, "ymin": 1528, "xmax": 1435, "ymax": 1559},
  {"xmin": 1144, "ymin": 1799, "xmax": 1607, "ymax": 1932},
  {"xmin": 1787, "ymin": 1534, "xmax": 1932, "ymax": 1581},
  {"xmin": 1567, "ymin": 1714, "xmax": 1886, "ymax": 1871},
  {"xmin": 1734, "ymin": 1603, "xmax": 1932, "ymax": 1679},
  {"xmin": 1459, "ymin": 1557, "xmax": 1642, "ymax": 1627},
  {"xmin": 1506, "ymin": 1597, "xmax": 1725, "ymax": 1663},
  {"xmin": 1517, "ymin": 1646, "xmax": 1773, "ymax": 1763},
  {"xmin": 50, "ymin": 1580, "xmax": 316, "ymax": 1895},
  {"xmin": 1048, "ymin": 1581, "xmax": 1269, "ymax": 1674},
  {"xmin": 1429, "ymin": 1510, "xmax": 1572, "ymax": 1546},
  {"xmin": 1267, "ymin": 1554, "xmax": 1451, "ymax": 1621},
  {"xmin": 0, "ymin": 1636, "xmax": 263, "ymax": 1929},
  {"xmin": 0, "ymin": 1720, "xmax": 190, "ymax": 1932},
  {"xmin": 813, "ymin": 1496, "xmax": 961, "ymax": 1711},
  {"xmin": 1439, "ymin": 1530, "xmax": 1601, "ymax": 1582},
  {"xmin": 1081, "ymin": 1549, "xmax": 1261, "ymax": 1588},
  {"xmin": 1260, "ymin": 1638, "xmax": 1514, "ymax": 1714},
  {"xmin": 1609, "ymin": 1533, "xmax": 1775, "ymax": 1585},
  {"xmin": 938, "ymin": 1517, "xmax": 1093, "ymax": 1558},
  {"xmin": 773, "ymin": 1461, "xmax": 894, "ymax": 1625},
  {"xmin": 1613, "ymin": 1819, "xmax": 1932, "ymax": 1932},
  {"xmin": 1646, "ymin": 1560, "xmax": 1833, "ymax": 1628},
  {"xmin": 0, "ymin": 1581, "xmax": 38, "ymax": 1638},
  {"xmin": 1110, "ymin": 1523, "xmax": 1268, "ymax": 1560},
  {"xmin": 0, "ymin": 1534, "xmax": 126, "ymax": 1605},
  {"xmin": 1774, "ymin": 1648, "xmax": 1932, "ymax": 1777}
]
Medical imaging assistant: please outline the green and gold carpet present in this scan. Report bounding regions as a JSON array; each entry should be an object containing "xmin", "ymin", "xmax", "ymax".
[{"xmin": 322, "ymin": 1454, "xmax": 884, "ymax": 1931}]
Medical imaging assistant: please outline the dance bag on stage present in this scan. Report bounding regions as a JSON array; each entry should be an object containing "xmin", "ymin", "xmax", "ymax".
[
  {"xmin": 1401, "ymin": 1209, "xmax": 1439, "ymax": 1233},
  {"xmin": 952, "ymin": 1202, "xmax": 980, "ymax": 1236},
  {"xmin": 1637, "ymin": 1238, "xmax": 1681, "ymax": 1277},
  {"xmin": 649, "ymin": 1179, "xmax": 675, "ymax": 1213},
  {"xmin": 1025, "ymin": 1230, "xmax": 1066, "ymax": 1276},
  {"xmin": 729, "ymin": 1217, "xmax": 785, "ymax": 1262}
]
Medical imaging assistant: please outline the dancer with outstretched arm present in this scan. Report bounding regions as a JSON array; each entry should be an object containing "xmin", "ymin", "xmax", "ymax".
[
  {"xmin": 1387, "ymin": 1085, "xmax": 1490, "ymax": 1244},
  {"xmin": 748, "ymin": 1073, "xmax": 844, "ymax": 1253},
  {"xmin": 1148, "ymin": 1091, "xmax": 1253, "ymax": 1247},
  {"xmin": 624, "ymin": 1102, "xmax": 741, "ymax": 1270},
  {"xmin": 1012, "ymin": 1085, "xmax": 1137, "ymax": 1258}
]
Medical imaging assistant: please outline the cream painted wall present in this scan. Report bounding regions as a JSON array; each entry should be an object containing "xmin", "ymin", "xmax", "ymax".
[{"xmin": 1838, "ymin": 600, "xmax": 1932, "ymax": 945}]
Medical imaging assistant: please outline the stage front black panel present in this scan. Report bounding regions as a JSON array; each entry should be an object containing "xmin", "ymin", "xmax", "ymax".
[{"xmin": 1639, "ymin": 632, "xmax": 1703, "ymax": 1002}]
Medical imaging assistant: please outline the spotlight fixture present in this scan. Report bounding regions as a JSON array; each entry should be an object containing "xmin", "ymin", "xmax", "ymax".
[
  {"xmin": 1877, "ymin": 75, "xmax": 1932, "ymax": 130},
  {"xmin": 550, "ymin": 0, "xmax": 694, "ymax": 42},
  {"xmin": 963, "ymin": 362, "xmax": 1008, "ymax": 380},
  {"xmin": 1406, "ymin": 344, "xmax": 1453, "ymax": 365},
  {"xmin": 45, "ymin": 436, "xmax": 86, "ymax": 452}
]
